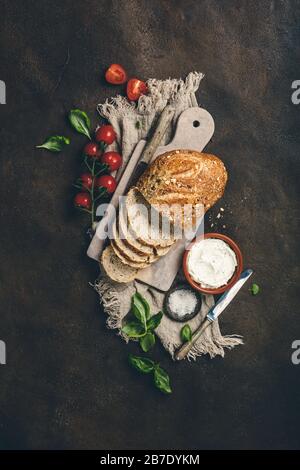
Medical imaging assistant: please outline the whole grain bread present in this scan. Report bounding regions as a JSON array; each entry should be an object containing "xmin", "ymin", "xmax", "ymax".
[
  {"xmin": 110, "ymin": 239, "xmax": 149, "ymax": 269},
  {"xmin": 118, "ymin": 208, "xmax": 155, "ymax": 257},
  {"xmin": 111, "ymin": 220, "xmax": 157, "ymax": 265},
  {"xmin": 136, "ymin": 150, "xmax": 228, "ymax": 227},
  {"xmin": 100, "ymin": 245, "xmax": 139, "ymax": 283},
  {"xmin": 125, "ymin": 188, "xmax": 175, "ymax": 248}
]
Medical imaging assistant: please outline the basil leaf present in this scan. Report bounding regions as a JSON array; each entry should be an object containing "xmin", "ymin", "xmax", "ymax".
[
  {"xmin": 132, "ymin": 293, "xmax": 147, "ymax": 327},
  {"xmin": 154, "ymin": 366, "xmax": 172, "ymax": 394},
  {"xmin": 135, "ymin": 292, "xmax": 150, "ymax": 320},
  {"xmin": 69, "ymin": 109, "xmax": 91, "ymax": 139},
  {"xmin": 250, "ymin": 283, "xmax": 260, "ymax": 295},
  {"xmin": 147, "ymin": 311, "xmax": 163, "ymax": 331},
  {"xmin": 128, "ymin": 354, "xmax": 154, "ymax": 374},
  {"xmin": 36, "ymin": 135, "xmax": 70, "ymax": 152},
  {"xmin": 140, "ymin": 332, "xmax": 155, "ymax": 352},
  {"xmin": 180, "ymin": 324, "xmax": 192, "ymax": 343},
  {"xmin": 121, "ymin": 321, "xmax": 145, "ymax": 338}
]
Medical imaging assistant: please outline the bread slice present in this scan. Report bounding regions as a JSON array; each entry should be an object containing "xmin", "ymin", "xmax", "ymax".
[
  {"xmin": 125, "ymin": 188, "xmax": 175, "ymax": 248},
  {"xmin": 110, "ymin": 240, "xmax": 149, "ymax": 269},
  {"xmin": 100, "ymin": 246, "xmax": 139, "ymax": 283},
  {"xmin": 111, "ymin": 221, "xmax": 157, "ymax": 265},
  {"xmin": 118, "ymin": 209, "xmax": 155, "ymax": 257},
  {"xmin": 154, "ymin": 244, "xmax": 172, "ymax": 257}
]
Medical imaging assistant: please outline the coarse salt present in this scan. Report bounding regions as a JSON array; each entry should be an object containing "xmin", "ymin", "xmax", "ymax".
[{"xmin": 168, "ymin": 289, "xmax": 198, "ymax": 317}]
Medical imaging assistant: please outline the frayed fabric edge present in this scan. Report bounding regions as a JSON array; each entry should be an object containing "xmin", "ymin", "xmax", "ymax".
[
  {"xmin": 97, "ymin": 71, "xmax": 205, "ymax": 120},
  {"xmin": 94, "ymin": 278, "xmax": 122, "ymax": 330}
]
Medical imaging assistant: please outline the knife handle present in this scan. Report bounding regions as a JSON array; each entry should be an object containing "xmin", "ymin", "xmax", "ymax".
[
  {"xmin": 141, "ymin": 105, "xmax": 175, "ymax": 164},
  {"xmin": 174, "ymin": 318, "xmax": 213, "ymax": 361}
]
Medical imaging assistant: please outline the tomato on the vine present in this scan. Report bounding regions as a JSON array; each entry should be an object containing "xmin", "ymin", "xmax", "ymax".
[
  {"xmin": 74, "ymin": 192, "xmax": 92, "ymax": 210},
  {"xmin": 105, "ymin": 64, "xmax": 127, "ymax": 85},
  {"xmin": 127, "ymin": 78, "xmax": 148, "ymax": 101},
  {"xmin": 100, "ymin": 151, "xmax": 122, "ymax": 172},
  {"xmin": 95, "ymin": 175, "xmax": 117, "ymax": 194},
  {"xmin": 83, "ymin": 142, "xmax": 99, "ymax": 158},
  {"xmin": 95, "ymin": 125, "xmax": 116, "ymax": 145},
  {"xmin": 79, "ymin": 173, "xmax": 93, "ymax": 191}
]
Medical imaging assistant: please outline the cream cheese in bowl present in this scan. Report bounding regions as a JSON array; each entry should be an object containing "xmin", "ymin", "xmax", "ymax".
[{"xmin": 187, "ymin": 238, "xmax": 237, "ymax": 289}]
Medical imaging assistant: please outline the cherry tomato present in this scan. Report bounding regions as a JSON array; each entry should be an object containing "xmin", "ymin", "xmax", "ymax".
[
  {"xmin": 95, "ymin": 125, "xmax": 116, "ymax": 145},
  {"xmin": 74, "ymin": 192, "xmax": 91, "ymax": 210},
  {"xmin": 83, "ymin": 142, "xmax": 99, "ymax": 158},
  {"xmin": 79, "ymin": 173, "xmax": 93, "ymax": 191},
  {"xmin": 105, "ymin": 63, "xmax": 127, "ymax": 85},
  {"xmin": 100, "ymin": 151, "xmax": 122, "ymax": 172},
  {"xmin": 127, "ymin": 78, "xmax": 148, "ymax": 101},
  {"xmin": 95, "ymin": 175, "xmax": 117, "ymax": 194}
]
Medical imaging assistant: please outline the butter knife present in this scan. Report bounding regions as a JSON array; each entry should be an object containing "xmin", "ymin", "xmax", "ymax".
[{"xmin": 174, "ymin": 268, "xmax": 253, "ymax": 360}]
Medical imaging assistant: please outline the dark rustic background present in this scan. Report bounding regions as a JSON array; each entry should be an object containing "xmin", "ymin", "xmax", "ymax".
[{"xmin": 0, "ymin": 0, "xmax": 299, "ymax": 450}]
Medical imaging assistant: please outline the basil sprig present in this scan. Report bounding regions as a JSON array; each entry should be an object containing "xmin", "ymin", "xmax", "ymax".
[
  {"xmin": 122, "ymin": 293, "xmax": 163, "ymax": 352},
  {"xmin": 122, "ymin": 322, "xmax": 145, "ymax": 338},
  {"xmin": 36, "ymin": 135, "xmax": 70, "ymax": 152},
  {"xmin": 129, "ymin": 354, "xmax": 172, "ymax": 394},
  {"xmin": 69, "ymin": 109, "xmax": 91, "ymax": 140},
  {"xmin": 180, "ymin": 324, "xmax": 192, "ymax": 343}
]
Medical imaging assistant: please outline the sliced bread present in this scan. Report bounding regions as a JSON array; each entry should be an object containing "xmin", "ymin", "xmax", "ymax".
[
  {"xmin": 118, "ymin": 209, "xmax": 155, "ymax": 257},
  {"xmin": 110, "ymin": 239, "xmax": 149, "ymax": 269},
  {"xmin": 100, "ymin": 246, "xmax": 139, "ymax": 283},
  {"xmin": 111, "ymin": 221, "xmax": 157, "ymax": 265},
  {"xmin": 125, "ymin": 188, "xmax": 175, "ymax": 248},
  {"xmin": 154, "ymin": 244, "xmax": 173, "ymax": 257}
]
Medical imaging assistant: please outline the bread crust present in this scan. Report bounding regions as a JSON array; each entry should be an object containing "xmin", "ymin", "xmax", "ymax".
[
  {"xmin": 111, "ymin": 240, "xmax": 149, "ymax": 268},
  {"xmin": 136, "ymin": 150, "xmax": 228, "ymax": 227},
  {"xmin": 118, "ymin": 206, "xmax": 155, "ymax": 256},
  {"xmin": 111, "ymin": 220, "xmax": 157, "ymax": 264},
  {"xmin": 100, "ymin": 246, "xmax": 139, "ymax": 283}
]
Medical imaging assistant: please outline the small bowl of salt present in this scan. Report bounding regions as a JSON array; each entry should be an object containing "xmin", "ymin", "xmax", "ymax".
[{"xmin": 164, "ymin": 284, "xmax": 202, "ymax": 322}]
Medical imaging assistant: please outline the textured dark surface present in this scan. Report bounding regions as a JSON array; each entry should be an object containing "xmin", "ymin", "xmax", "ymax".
[{"xmin": 0, "ymin": 0, "xmax": 300, "ymax": 450}]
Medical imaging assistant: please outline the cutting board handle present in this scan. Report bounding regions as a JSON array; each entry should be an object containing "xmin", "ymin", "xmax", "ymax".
[{"xmin": 153, "ymin": 107, "xmax": 214, "ymax": 159}]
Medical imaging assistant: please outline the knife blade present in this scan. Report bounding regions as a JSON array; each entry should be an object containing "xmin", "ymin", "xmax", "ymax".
[{"xmin": 175, "ymin": 268, "xmax": 253, "ymax": 360}]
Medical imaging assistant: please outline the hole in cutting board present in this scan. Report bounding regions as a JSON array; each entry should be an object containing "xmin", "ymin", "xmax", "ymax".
[{"xmin": 193, "ymin": 120, "xmax": 200, "ymax": 128}]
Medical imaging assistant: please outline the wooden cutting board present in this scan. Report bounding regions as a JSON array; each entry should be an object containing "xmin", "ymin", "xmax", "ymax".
[{"xmin": 87, "ymin": 107, "xmax": 215, "ymax": 291}]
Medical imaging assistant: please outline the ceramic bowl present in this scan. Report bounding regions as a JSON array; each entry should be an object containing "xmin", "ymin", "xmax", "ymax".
[{"xmin": 183, "ymin": 233, "xmax": 243, "ymax": 295}]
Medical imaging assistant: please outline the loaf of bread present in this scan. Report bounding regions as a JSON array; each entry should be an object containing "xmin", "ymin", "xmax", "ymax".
[
  {"xmin": 100, "ymin": 150, "xmax": 228, "ymax": 283},
  {"xmin": 136, "ymin": 150, "xmax": 228, "ymax": 227}
]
